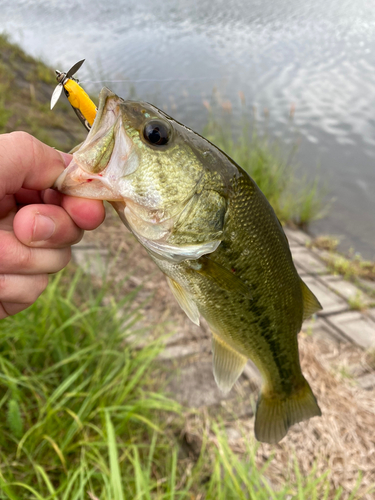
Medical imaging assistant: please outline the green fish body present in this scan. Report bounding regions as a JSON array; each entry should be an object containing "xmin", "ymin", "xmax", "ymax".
[{"xmin": 55, "ymin": 88, "xmax": 322, "ymax": 443}]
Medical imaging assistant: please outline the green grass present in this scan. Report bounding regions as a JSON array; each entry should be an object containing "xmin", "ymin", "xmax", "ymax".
[
  {"xmin": 308, "ymin": 237, "xmax": 375, "ymax": 302},
  {"xmin": 323, "ymin": 251, "xmax": 375, "ymax": 282},
  {"xmin": 203, "ymin": 109, "xmax": 326, "ymax": 227},
  {"xmin": 0, "ymin": 267, "xmax": 179, "ymax": 498},
  {"xmin": 0, "ymin": 266, "xmax": 372, "ymax": 499}
]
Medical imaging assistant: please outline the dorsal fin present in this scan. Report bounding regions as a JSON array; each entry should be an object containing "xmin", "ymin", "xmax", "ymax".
[{"xmin": 300, "ymin": 279, "xmax": 322, "ymax": 321}]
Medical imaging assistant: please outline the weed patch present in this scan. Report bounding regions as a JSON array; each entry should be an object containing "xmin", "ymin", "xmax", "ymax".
[{"xmin": 203, "ymin": 101, "xmax": 327, "ymax": 226}]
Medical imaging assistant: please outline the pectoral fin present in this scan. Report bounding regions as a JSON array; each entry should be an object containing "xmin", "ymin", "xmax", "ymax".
[
  {"xmin": 144, "ymin": 238, "xmax": 221, "ymax": 263},
  {"xmin": 166, "ymin": 277, "xmax": 200, "ymax": 326},
  {"xmin": 190, "ymin": 256, "xmax": 252, "ymax": 298},
  {"xmin": 212, "ymin": 333, "xmax": 247, "ymax": 393},
  {"xmin": 300, "ymin": 279, "xmax": 322, "ymax": 321},
  {"xmin": 126, "ymin": 217, "xmax": 221, "ymax": 263}
]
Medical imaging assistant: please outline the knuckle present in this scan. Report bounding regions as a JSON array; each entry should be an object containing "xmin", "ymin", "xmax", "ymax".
[
  {"xmin": 0, "ymin": 233, "xmax": 35, "ymax": 272},
  {"xmin": 10, "ymin": 131, "xmax": 35, "ymax": 159},
  {"xmin": 0, "ymin": 234, "xmax": 30, "ymax": 271},
  {"xmin": 10, "ymin": 131, "xmax": 39, "ymax": 171},
  {"xmin": 10, "ymin": 130, "xmax": 32, "ymax": 142},
  {"xmin": 10, "ymin": 131, "xmax": 37, "ymax": 152}
]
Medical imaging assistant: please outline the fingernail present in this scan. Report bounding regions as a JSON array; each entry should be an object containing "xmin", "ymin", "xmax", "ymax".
[{"xmin": 32, "ymin": 214, "xmax": 56, "ymax": 242}]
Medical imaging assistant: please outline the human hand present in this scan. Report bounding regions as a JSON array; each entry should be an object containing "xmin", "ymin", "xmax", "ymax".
[{"xmin": 0, "ymin": 131, "xmax": 105, "ymax": 319}]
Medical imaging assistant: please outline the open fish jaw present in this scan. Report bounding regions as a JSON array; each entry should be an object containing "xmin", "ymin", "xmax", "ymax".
[{"xmin": 55, "ymin": 88, "xmax": 135, "ymax": 201}]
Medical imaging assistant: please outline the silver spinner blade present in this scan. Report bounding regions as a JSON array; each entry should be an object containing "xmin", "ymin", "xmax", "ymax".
[
  {"xmin": 50, "ymin": 59, "xmax": 86, "ymax": 110},
  {"xmin": 66, "ymin": 59, "xmax": 85, "ymax": 79},
  {"xmin": 50, "ymin": 83, "xmax": 63, "ymax": 110}
]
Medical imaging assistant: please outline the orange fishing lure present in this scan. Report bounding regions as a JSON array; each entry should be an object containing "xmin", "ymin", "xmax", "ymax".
[{"xmin": 50, "ymin": 59, "xmax": 97, "ymax": 131}]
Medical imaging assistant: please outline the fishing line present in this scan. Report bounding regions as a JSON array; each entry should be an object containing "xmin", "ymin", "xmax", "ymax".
[{"xmin": 81, "ymin": 76, "xmax": 221, "ymax": 84}]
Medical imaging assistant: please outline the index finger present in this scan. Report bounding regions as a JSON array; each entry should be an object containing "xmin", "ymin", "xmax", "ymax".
[{"xmin": 0, "ymin": 131, "xmax": 72, "ymax": 199}]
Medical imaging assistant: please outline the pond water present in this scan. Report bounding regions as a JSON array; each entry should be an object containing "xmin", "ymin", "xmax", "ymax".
[{"xmin": 2, "ymin": 0, "xmax": 375, "ymax": 258}]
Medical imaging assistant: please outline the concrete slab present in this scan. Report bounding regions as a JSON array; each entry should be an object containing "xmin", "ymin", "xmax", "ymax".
[
  {"xmin": 302, "ymin": 276, "xmax": 348, "ymax": 315},
  {"xmin": 290, "ymin": 247, "xmax": 328, "ymax": 275},
  {"xmin": 293, "ymin": 260, "xmax": 310, "ymax": 276},
  {"xmin": 367, "ymin": 308, "xmax": 375, "ymax": 322},
  {"xmin": 358, "ymin": 278, "xmax": 375, "ymax": 294},
  {"xmin": 302, "ymin": 317, "xmax": 347, "ymax": 344},
  {"xmin": 319, "ymin": 275, "xmax": 373, "ymax": 307},
  {"xmin": 326, "ymin": 311, "xmax": 375, "ymax": 350},
  {"xmin": 291, "ymin": 260, "xmax": 310, "ymax": 279},
  {"xmin": 357, "ymin": 373, "xmax": 375, "ymax": 390},
  {"xmin": 283, "ymin": 234, "xmax": 302, "ymax": 248},
  {"xmin": 309, "ymin": 248, "xmax": 332, "ymax": 261},
  {"xmin": 283, "ymin": 228, "xmax": 312, "ymax": 246}
]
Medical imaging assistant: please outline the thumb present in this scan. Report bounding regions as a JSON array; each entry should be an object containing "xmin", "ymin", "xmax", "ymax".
[{"xmin": 0, "ymin": 131, "xmax": 73, "ymax": 199}]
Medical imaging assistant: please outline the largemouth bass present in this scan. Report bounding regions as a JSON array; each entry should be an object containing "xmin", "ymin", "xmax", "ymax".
[{"xmin": 55, "ymin": 88, "xmax": 322, "ymax": 443}]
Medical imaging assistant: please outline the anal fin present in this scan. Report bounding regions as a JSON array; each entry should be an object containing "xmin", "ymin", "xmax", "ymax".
[
  {"xmin": 166, "ymin": 277, "xmax": 200, "ymax": 326},
  {"xmin": 300, "ymin": 279, "xmax": 323, "ymax": 320},
  {"xmin": 212, "ymin": 334, "xmax": 247, "ymax": 393}
]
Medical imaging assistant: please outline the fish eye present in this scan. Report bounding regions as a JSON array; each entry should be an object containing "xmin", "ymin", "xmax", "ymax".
[{"xmin": 143, "ymin": 120, "xmax": 171, "ymax": 146}]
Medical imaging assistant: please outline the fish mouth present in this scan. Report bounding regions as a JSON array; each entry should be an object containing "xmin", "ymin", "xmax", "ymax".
[{"xmin": 54, "ymin": 87, "xmax": 135, "ymax": 201}]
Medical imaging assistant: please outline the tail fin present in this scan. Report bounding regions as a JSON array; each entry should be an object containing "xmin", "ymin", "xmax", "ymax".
[{"xmin": 254, "ymin": 380, "xmax": 321, "ymax": 444}]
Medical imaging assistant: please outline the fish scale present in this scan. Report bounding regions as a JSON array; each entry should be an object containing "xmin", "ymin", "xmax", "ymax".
[{"xmin": 55, "ymin": 87, "xmax": 322, "ymax": 444}]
